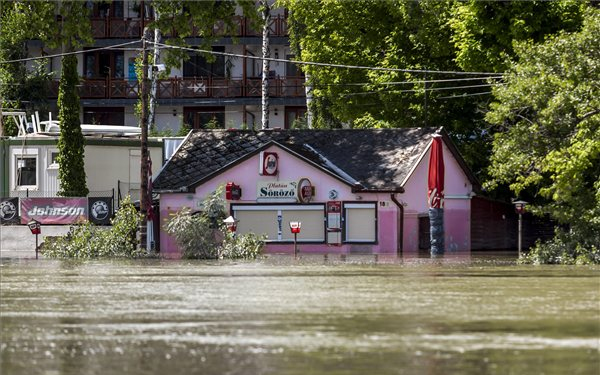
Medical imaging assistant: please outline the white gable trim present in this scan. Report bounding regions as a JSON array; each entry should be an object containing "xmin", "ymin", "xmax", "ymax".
[{"xmin": 400, "ymin": 138, "xmax": 433, "ymax": 188}]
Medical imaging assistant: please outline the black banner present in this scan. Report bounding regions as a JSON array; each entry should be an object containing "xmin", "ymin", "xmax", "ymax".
[
  {"xmin": 88, "ymin": 197, "xmax": 114, "ymax": 225},
  {"xmin": 0, "ymin": 197, "xmax": 20, "ymax": 224}
]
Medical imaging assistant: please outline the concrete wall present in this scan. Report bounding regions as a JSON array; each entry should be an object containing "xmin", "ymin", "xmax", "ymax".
[{"xmin": 0, "ymin": 225, "xmax": 72, "ymax": 257}]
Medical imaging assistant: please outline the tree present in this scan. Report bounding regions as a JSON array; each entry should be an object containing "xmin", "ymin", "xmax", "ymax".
[
  {"xmin": 283, "ymin": 0, "xmax": 492, "ymax": 176},
  {"xmin": 0, "ymin": 1, "xmax": 55, "ymax": 135},
  {"xmin": 57, "ymin": 54, "xmax": 88, "ymax": 197},
  {"xmin": 449, "ymin": 0, "xmax": 587, "ymax": 73},
  {"xmin": 486, "ymin": 8, "xmax": 600, "ymax": 254}
]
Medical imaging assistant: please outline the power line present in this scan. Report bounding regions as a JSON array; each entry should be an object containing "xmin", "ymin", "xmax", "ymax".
[
  {"xmin": 0, "ymin": 40, "xmax": 141, "ymax": 64},
  {"xmin": 153, "ymin": 41, "xmax": 499, "ymax": 76},
  {"xmin": 342, "ymin": 82, "xmax": 505, "ymax": 97}
]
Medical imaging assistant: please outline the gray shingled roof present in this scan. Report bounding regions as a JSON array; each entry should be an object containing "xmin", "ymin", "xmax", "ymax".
[{"xmin": 153, "ymin": 127, "xmax": 464, "ymax": 193}]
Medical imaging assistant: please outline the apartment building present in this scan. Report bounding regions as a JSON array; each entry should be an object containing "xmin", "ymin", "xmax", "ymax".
[{"xmin": 24, "ymin": 0, "xmax": 307, "ymax": 133}]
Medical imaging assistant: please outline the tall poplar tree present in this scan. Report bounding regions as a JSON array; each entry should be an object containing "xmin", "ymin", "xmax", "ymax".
[{"xmin": 57, "ymin": 54, "xmax": 88, "ymax": 197}]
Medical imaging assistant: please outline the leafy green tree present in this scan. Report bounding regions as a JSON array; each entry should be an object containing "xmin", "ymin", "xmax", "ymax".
[
  {"xmin": 449, "ymin": 0, "xmax": 587, "ymax": 73},
  {"xmin": 283, "ymin": 0, "xmax": 493, "ymax": 175},
  {"xmin": 486, "ymin": 8, "xmax": 600, "ymax": 257},
  {"xmin": 0, "ymin": 1, "xmax": 56, "ymax": 135}
]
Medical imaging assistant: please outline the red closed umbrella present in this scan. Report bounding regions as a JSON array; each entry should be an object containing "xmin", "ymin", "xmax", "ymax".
[
  {"xmin": 427, "ymin": 135, "xmax": 445, "ymax": 255},
  {"xmin": 428, "ymin": 136, "xmax": 445, "ymax": 209}
]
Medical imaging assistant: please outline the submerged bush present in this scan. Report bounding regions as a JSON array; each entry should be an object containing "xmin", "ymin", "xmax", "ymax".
[
  {"xmin": 219, "ymin": 231, "xmax": 265, "ymax": 260},
  {"xmin": 165, "ymin": 187, "xmax": 265, "ymax": 259},
  {"xmin": 164, "ymin": 207, "xmax": 220, "ymax": 259},
  {"xmin": 43, "ymin": 197, "xmax": 145, "ymax": 258},
  {"xmin": 520, "ymin": 229, "xmax": 600, "ymax": 265}
]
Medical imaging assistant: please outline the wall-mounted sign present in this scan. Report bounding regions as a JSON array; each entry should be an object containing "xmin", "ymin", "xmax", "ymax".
[
  {"xmin": 259, "ymin": 151, "xmax": 278, "ymax": 176},
  {"xmin": 226, "ymin": 182, "xmax": 242, "ymax": 200},
  {"xmin": 257, "ymin": 181, "xmax": 298, "ymax": 201},
  {"xmin": 88, "ymin": 197, "xmax": 113, "ymax": 225},
  {"xmin": 0, "ymin": 197, "xmax": 19, "ymax": 224},
  {"xmin": 298, "ymin": 178, "xmax": 313, "ymax": 203},
  {"xmin": 21, "ymin": 197, "xmax": 88, "ymax": 225}
]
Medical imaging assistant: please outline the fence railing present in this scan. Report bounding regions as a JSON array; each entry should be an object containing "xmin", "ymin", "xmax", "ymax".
[{"xmin": 48, "ymin": 76, "xmax": 306, "ymax": 100}]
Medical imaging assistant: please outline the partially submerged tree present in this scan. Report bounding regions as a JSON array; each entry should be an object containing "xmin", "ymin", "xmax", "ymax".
[{"xmin": 486, "ymin": 8, "xmax": 600, "ymax": 260}]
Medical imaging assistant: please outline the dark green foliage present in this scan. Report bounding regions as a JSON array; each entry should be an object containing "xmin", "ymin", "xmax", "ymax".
[
  {"xmin": 57, "ymin": 54, "xmax": 88, "ymax": 197},
  {"xmin": 521, "ymin": 229, "xmax": 600, "ymax": 265},
  {"xmin": 43, "ymin": 197, "xmax": 144, "ymax": 258}
]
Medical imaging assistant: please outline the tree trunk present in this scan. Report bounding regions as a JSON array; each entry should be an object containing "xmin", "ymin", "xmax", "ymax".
[
  {"xmin": 260, "ymin": 0, "xmax": 270, "ymax": 129},
  {"xmin": 148, "ymin": 11, "xmax": 161, "ymax": 133}
]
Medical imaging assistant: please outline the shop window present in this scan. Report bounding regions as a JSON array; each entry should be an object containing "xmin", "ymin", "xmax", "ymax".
[
  {"xmin": 16, "ymin": 156, "xmax": 37, "ymax": 188},
  {"xmin": 83, "ymin": 107, "xmax": 125, "ymax": 125},
  {"xmin": 183, "ymin": 46, "xmax": 225, "ymax": 78},
  {"xmin": 343, "ymin": 202, "xmax": 377, "ymax": 243},
  {"xmin": 232, "ymin": 204, "xmax": 325, "ymax": 242}
]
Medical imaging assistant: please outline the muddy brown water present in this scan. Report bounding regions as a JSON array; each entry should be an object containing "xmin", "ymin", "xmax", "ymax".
[{"xmin": 1, "ymin": 254, "xmax": 599, "ymax": 375}]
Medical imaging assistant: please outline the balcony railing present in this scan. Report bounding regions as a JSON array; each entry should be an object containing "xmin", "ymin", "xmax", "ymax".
[
  {"xmin": 90, "ymin": 15, "xmax": 288, "ymax": 39},
  {"xmin": 50, "ymin": 76, "xmax": 305, "ymax": 100}
]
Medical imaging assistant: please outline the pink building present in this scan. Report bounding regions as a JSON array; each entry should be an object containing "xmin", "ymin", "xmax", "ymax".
[{"xmin": 153, "ymin": 128, "xmax": 477, "ymax": 257}]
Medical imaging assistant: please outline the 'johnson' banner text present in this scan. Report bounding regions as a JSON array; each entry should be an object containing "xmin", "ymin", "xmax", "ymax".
[{"xmin": 21, "ymin": 198, "xmax": 88, "ymax": 225}]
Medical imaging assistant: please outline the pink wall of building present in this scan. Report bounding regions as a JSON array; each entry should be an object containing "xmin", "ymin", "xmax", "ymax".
[{"xmin": 159, "ymin": 140, "xmax": 472, "ymax": 256}]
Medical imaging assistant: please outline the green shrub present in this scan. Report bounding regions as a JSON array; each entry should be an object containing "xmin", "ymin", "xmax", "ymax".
[
  {"xmin": 42, "ymin": 197, "xmax": 144, "ymax": 258},
  {"xmin": 164, "ymin": 207, "xmax": 220, "ymax": 259},
  {"xmin": 218, "ymin": 231, "xmax": 265, "ymax": 260},
  {"xmin": 164, "ymin": 187, "xmax": 265, "ymax": 259},
  {"xmin": 520, "ymin": 229, "xmax": 600, "ymax": 265}
]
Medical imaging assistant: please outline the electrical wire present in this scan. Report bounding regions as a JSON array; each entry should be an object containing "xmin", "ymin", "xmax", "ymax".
[
  {"xmin": 0, "ymin": 40, "xmax": 141, "ymax": 64},
  {"xmin": 153, "ymin": 41, "xmax": 499, "ymax": 76}
]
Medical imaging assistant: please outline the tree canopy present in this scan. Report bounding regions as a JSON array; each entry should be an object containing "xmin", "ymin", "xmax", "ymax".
[{"xmin": 486, "ymin": 8, "xmax": 600, "ymax": 249}]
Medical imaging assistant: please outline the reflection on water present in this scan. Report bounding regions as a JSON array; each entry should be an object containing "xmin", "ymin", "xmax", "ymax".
[{"xmin": 1, "ymin": 255, "xmax": 599, "ymax": 375}]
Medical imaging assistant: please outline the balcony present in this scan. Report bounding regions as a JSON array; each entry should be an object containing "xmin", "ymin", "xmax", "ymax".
[
  {"xmin": 49, "ymin": 76, "xmax": 306, "ymax": 100},
  {"xmin": 90, "ymin": 15, "xmax": 288, "ymax": 39}
]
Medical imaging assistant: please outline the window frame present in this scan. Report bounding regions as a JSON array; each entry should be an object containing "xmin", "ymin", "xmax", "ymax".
[
  {"xmin": 14, "ymin": 154, "xmax": 39, "ymax": 190},
  {"xmin": 342, "ymin": 202, "xmax": 378, "ymax": 244},
  {"xmin": 231, "ymin": 203, "xmax": 326, "ymax": 243}
]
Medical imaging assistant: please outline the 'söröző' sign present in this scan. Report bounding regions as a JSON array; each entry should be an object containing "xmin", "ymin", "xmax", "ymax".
[
  {"xmin": 257, "ymin": 181, "xmax": 298, "ymax": 201},
  {"xmin": 21, "ymin": 198, "xmax": 88, "ymax": 224}
]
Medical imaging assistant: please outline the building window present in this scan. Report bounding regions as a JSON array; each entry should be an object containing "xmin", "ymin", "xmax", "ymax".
[
  {"xmin": 183, "ymin": 107, "xmax": 225, "ymax": 129},
  {"xmin": 16, "ymin": 156, "xmax": 37, "ymax": 188},
  {"xmin": 343, "ymin": 202, "xmax": 377, "ymax": 243},
  {"xmin": 83, "ymin": 107, "xmax": 125, "ymax": 125},
  {"xmin": 183, "ymin": 47, "xmax": 225, "ymax": 78},
  {"xmin": 285, "ymin": 106, "xmax": 307, "ymax": 129},
  {"xmin": 285, "ymin": 54, "xmax": 303, "ymax": 77},
  {"xmin": 84, "ymin": 50, "xmax": 124, "ymax": 78},
  {"xmin": 232, "ymin": 204, "xmax": 326, "ymax": 242},
  {"xmin": 48, "ymin": 150, "xmax": 59, "ymax": 169}
]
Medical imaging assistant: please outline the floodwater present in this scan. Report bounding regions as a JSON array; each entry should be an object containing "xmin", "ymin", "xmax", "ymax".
[{"xmin": 1, "ymin": 254, "xmax": 599, "ymax": 375}]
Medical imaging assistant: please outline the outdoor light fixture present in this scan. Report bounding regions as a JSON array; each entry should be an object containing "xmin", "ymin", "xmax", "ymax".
[
  {"xmin": 223, "ymin": 216, "xmax": 239, "ymax": 233},
  {"xmin": 27, "ymin": 219, "xmax": 41, "ymax": 259},
  {"xmin": 513, "ymin": 200, "xmax": 528, "ymax": 258}
]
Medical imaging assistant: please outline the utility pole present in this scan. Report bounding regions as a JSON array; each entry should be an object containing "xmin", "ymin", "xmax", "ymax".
[{"xmin": 139, "ymin": 28, "xmax": 150, "ymax": 252}]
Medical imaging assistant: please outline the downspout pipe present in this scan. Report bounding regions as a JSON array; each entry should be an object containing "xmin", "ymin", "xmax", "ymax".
[{"xmin": 391, "ymin": 193, "xmax": 404, "ymax": 256}]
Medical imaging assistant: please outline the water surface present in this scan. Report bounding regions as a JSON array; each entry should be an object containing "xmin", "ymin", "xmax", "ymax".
[{"xmin": 1, "ymin": 255, "xmax": 598, "ymax": 375}]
